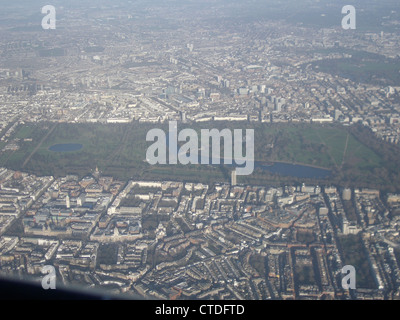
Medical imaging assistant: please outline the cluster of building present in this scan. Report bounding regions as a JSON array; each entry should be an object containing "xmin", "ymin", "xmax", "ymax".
[
  {"xmin": 0, "ymin": 165, "xmax": 399, "ymax": 299},
  {"xmin": 0, "ymin": 5, "xmax": 400, "ymax": 146}
]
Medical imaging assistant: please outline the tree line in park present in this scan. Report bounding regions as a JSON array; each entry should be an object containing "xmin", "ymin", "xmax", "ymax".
[{"xmin": 345, "ymin": 124, "xmax": 400, "ymax": 193}]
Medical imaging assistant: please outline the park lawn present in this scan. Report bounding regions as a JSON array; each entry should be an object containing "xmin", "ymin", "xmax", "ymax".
[
  {"xmin": 338, "ymin": 234, "xmax": 377, "ymax": 289},
  {"xmin": 13, "ymin": 125, "xmax": 36, "ymax": 139},
  {"xmin": 344, "ymin": 134, "xmax": 383, "ymax": 170},
  {"xmin": 274, "ymin": 126, "xmax": 349, "ymax": 168},
  {"xmin": 0, "ymin": 121, "xmax": 394, "ymax": 190}
]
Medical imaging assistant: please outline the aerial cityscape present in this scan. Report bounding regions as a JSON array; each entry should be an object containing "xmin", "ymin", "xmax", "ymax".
[{"xmin": 1, "ymin": 0, "xmax": 400, "ymax": 300}]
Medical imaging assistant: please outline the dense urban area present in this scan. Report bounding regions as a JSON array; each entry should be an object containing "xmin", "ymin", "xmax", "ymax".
[{"xmin": 0, "ymin": 0, "xmax": 400, "ymax": 300}]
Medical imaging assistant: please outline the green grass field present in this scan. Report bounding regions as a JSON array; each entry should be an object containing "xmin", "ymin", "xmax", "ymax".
[
  {"xmin": 338, "ymin": 235, "xmax": 377, "ymax": 289},
  {"xmin": 309, "ymin": 57, "xmax": 400, "ymax": 86},
  {"xmin": 0, "ymin": 121, "xmax": 396, "ymax": 189}
]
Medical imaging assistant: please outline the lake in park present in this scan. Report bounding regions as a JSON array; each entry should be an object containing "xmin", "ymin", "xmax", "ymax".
[
  {"xmin": 255, "ymin": 161, "xmax": 331, "ymax": 179},
  {"xmin": 48, "ymin": 143, "xmax": 83, "ymax": 152}
]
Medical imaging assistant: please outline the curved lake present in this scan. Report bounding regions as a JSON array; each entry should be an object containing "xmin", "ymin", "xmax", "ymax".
[
  {"xmin": 197, "ymin": 155, "xmax": 331, "ymax": 179},
  {"xmin": 255, "ymin": 161, "xmax": 331, "ymax": 179},
  {"xmin": 49, "ymin": 143, "xmax": 83, "ymax": 152},
  {"xmin": 218, "ymin": 159, "xmax": 331, "ymax": 179}
]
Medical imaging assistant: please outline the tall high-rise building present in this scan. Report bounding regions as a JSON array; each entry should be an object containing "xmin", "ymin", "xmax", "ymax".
[
  {"xmin": 77, "ymin": 194, "xmax": 85, "ymax": 207},
  {"xmin": 343, "ymin": 220, "xmax": 349, "ymax": 235},
  {"xmin": 231, "ymin": 169, "xmax": 237, "ymax": 186},
  {"xmin": 334, "ymin": 109, "xmax": 342, "ymax": 121},
  {"xmin": 16, "ymin": 68, "xmax": 23, "ymax": 79},
  {"xmin": 180, "ymin": 111, "xmax": 187, "ymax": 123},
  {"xmin": 342, "ymin": 188, "xmax": 352, "ymax": 201},
  {"xmin": 66, "ymin": 194, "xmax": 70, "ymax": 209}
]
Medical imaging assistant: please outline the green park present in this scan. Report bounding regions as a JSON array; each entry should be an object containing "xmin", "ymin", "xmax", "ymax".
[{"xmin": 1, "ymin": 121, "xmax": 399, "ymax": 192}]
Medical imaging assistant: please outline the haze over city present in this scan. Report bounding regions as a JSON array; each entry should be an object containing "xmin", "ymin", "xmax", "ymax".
[{"xmin": 0, "ymin": 0, "xmax": 400, "ymax": 302}]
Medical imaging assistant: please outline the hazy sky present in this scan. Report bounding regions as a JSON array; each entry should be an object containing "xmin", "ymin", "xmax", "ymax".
[{"xmin": 0, "ymin": 0, "xmax": 399, "ymax": 32}]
